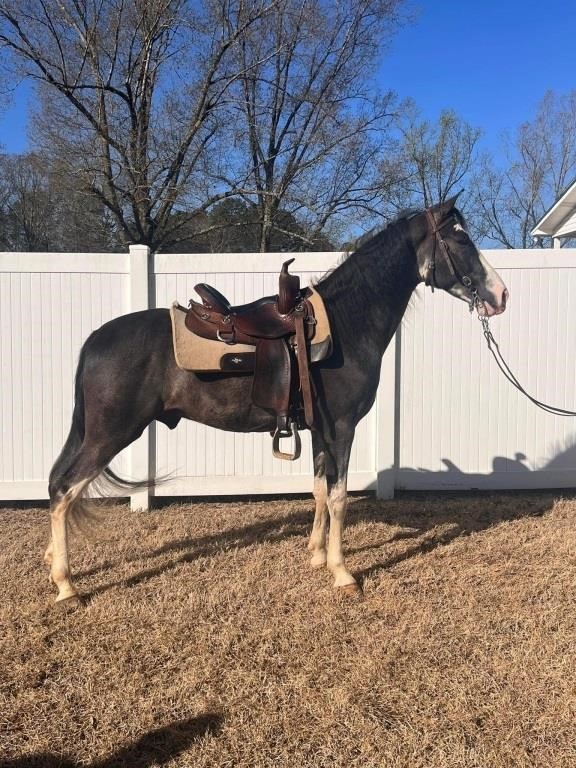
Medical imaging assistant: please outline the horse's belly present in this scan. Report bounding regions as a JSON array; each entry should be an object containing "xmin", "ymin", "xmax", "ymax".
[{"xmin": 168, "ymin": 371, "xmax": 276, "ymax": 433}]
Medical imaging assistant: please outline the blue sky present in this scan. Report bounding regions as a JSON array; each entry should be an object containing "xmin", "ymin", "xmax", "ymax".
[
  {"xmin": 379, "ymin": 0, "xmax": 576, "ymax": 156},
  {"xmin": 0, "ymin": 0, "xmax": 574, "ymax": 159}
]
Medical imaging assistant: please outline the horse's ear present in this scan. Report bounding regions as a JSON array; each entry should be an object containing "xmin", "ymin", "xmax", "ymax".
[
  {"xmin": 450, "ymin": 188, "xmax": 464, "ymax": 206},
  {"xmin": 434, "ymin": 190, "xmax": 464, "ymax": 219}
]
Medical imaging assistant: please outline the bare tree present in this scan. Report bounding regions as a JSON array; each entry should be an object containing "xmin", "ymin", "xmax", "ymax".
[
  {"xmin": 0, "ymin": 153, "xmax": 53, "ymax": 250},
  {"xmin": 382, "ymin": 105, "xmax": 483, "ymax": 227},
  {"xmin": 211, "ymin": 0, "xmax": 405, "ymax": 251},
  {"xmin": 0, "ymin": 0, "xmax": 279, "ymax": 250},
  {"xmin": 0, "ymin": 152, "xmax": 115, "ymax": 251},
  {"xmin": 473, "ymin": 90, "xmax": 576, "ymax": 248}
]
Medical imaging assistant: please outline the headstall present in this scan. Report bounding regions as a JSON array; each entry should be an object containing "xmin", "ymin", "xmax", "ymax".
[{"xmin": 423, "ymin": 207, "xmax": 479, "ymax": 312}]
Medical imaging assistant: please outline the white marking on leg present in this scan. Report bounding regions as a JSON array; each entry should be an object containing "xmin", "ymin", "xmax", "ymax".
[
  {"xmin": 44, "ymin": 539, "xmax": 54, "ymax": 583},
  {"xmin": 44, "ymin": 539, "xmax": 53, "ymax": 566},
  {"xmin": 50, "ymin": 480, "xmax": 89, "ymax": 602},
  {"xmin": 308, "ymin": 474, "xmax": 328, "ymax": 568},
  {"xmin": 326, "ymin": 480, "xmax": 357, "ymax": 588}
]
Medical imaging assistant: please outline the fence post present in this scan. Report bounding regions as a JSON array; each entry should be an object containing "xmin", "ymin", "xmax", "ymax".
[
  {"xmin": 376, "ymin": 331, "xmax": 398, "ymax": 498},
  {"xmin": 128, "ymin": 244, "xmax": 151, "ymax": 510}
]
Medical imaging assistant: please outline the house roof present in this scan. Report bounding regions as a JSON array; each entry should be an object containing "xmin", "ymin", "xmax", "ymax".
[{"xmin": 531, "ymin": 178, "xmax": 576, "ymax": 240}]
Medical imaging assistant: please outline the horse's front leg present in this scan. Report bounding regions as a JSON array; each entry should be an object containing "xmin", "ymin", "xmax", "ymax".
[
  {"xmin": 308, "ymin": 433, "xmax": 328, "ymax": 568},
  {"xmin": 44, "ymin": 538, "xmax": 53, "ymax": 568},
  {"xmin": 325, "ymin": 429, "xmax": 361, "ymax": 594}
]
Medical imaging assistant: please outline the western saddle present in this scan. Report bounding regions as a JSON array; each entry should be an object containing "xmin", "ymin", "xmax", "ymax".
[{"xmin": 185, "ymin": 259, "xmax": 329, "ymax": 460}]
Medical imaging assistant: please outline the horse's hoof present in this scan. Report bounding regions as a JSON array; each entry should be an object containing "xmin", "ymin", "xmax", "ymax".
[
  {"xmin": 338, "ymin": 583, "xmax": 364, "ymax": 600},
  {"xmin": 55, "ymin": 594, "xmax": 85, "ymax": 611},
  {"xmin": 310, "ymin": 553, "xmax": 327, "ymax": 569}
]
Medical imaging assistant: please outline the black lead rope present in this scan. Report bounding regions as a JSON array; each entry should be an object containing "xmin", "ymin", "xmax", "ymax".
[
  {"xmin": 479, "ymin": 314, "xmax": 576, "ymax": 417},
  {"xmin": 422, "ymin": 205, "xmax": 576, "ymax": 417}
]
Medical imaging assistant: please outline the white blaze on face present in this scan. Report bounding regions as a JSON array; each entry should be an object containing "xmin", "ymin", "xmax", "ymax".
[
  {"xmin": 478, "ymin": 250, "xmax": 508, "ymax": 315},
  {"xmin": 449, "ymin": 222, "xmax": 508, "ymax": 315}
]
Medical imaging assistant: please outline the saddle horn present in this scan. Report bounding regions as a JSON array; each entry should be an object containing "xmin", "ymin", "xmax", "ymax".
[{"xmin": 278, "ymin": 258, "xmax": 301, "ymax": 315}]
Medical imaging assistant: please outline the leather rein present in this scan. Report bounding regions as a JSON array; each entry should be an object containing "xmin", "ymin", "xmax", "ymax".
[
  {"xmin": 478, "ymin": 314, "xmax": 576, "ymax": 417},
  {"xmin": 423, "ymin": 208, "xmax": 576, "ymax": 417}
]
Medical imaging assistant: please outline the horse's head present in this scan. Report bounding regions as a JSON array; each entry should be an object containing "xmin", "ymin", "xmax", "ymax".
[{"xmin": 411, "ymin": 196, "xmax": 508, "ymax": 316}]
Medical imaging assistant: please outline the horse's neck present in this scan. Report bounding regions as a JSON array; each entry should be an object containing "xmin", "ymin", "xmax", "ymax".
[{"xmin": 318, "ymin": 242, "xmax": 418, "ymax": 358}]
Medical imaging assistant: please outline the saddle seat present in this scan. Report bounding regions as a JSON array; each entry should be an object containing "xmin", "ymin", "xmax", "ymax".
[
  {"xmin": 191, "ymin": 259, "xmax": 304, "ymax": 342},
  {"xmin": 184, "ymin": 259, "xmax": 330, "ymax": 460}
]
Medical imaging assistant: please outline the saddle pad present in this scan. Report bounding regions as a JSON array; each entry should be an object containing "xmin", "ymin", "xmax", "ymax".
[
  {"xmin": 170, "ymin": 287, "xmax": 331, "ymax": 372},
  {"xmin": 307, "ymin": 287, "xmax": 331, "ymax": 349},
  {"xmin": 171, "ymin": 302, "xmax": 255, "ymax": 372}
]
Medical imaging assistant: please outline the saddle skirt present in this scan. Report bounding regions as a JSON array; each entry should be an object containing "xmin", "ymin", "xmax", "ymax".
[{"xmin": 170, "ymin": 287, "xmax": 331, "ymax": 373}]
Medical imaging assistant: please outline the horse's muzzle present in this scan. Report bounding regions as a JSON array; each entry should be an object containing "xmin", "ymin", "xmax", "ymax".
[{"xmin": 482, "ymin": 286, "xmax": 509, "ymax": 316}]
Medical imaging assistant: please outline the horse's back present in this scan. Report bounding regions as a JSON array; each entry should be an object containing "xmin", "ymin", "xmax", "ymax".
[
  {"xmin": 83, "ymin": 308, "xmax": 171, "ymax": 357},
  {"xmin": 88, "ymin": 307, "xmax": 170, "ymax": 341},
  {"xmin": 78, "ymin": 308, "xmax": 175, "ymax": 399}
]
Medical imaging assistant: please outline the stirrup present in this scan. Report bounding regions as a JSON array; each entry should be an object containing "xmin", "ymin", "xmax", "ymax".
[{"xmin": 272, "ymin": 424, "xmax": 302, "ymax": 461}]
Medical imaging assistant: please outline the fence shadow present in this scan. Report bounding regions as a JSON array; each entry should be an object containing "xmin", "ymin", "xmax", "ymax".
[
  {"xmin": 0, "ymin": 713, "xmax": 223, "ymax": 768},
  {"xmin": 352, "ymin": 445, "xmax": 576, "ymax": 584}
]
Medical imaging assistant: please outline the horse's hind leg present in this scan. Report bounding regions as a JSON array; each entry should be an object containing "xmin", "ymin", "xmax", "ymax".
[
  {"xmin": 43, "ymin": 539, "xmax": 53, "ymax": 568},
  {"xmin": 47, "ymin": 434, "xmax": 133, "ymax": 605},
  {"xmin": 48, "ymin": 471, "xmax": 97, "ymax": 605}
]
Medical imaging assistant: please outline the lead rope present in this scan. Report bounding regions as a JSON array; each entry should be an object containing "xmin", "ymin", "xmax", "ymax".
[{"xmin": 471, "ymin": 288, "xmax": 576, "ymax": 417}]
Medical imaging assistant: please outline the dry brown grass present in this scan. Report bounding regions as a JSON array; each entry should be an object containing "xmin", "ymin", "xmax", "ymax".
[{"xmin": 1, "ymin": 491, "xmax": 576, "ymax": 768}]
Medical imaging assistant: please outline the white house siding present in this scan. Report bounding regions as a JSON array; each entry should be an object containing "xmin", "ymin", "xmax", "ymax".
[{"xmin": 556, "ymin": 210, "xmax": 576, "ymax": 240}]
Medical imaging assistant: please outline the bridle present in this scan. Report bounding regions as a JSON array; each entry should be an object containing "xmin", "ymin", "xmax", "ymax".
[{"xmin": 423, "ymin": 208, "xmax": 479, "ymax": 312}]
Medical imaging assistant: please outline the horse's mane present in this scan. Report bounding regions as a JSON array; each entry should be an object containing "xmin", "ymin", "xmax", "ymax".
[
  {"xmin": 315, "ymin": 209, "xmax": 417, "ymax": 294},
  {"xmin": 349, "ymin": 209, "xmax": 419, "ymax": 255},
  {"xmin": 313, "ymin": 210, "xmax": 419, "ymax": 348}
]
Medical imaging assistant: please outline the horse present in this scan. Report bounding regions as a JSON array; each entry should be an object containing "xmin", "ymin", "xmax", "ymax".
[{"xmin": 45, "ymin": 195, "xmax": 508, "ymax": 607}]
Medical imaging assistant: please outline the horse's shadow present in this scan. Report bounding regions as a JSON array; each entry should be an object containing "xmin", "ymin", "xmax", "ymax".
[
  {"xmin": 78, "ymin": 506, "xmax": 317, "ymax": 598},
  {"xmin": 75, "ymin": 477, "xmax": 565, "ymax": 599},
  {"xmin": 0, "ymin": 713, "xmax": 223, "ymax": 768},
  {"xmin": 350, "ymin": 488, "xmax": 559, "ymax": 585}
]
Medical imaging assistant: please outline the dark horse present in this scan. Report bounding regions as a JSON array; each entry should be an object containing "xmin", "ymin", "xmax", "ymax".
[{"xmin": 46, "ymin": 196, "xmax": 508, "ymax": 606}]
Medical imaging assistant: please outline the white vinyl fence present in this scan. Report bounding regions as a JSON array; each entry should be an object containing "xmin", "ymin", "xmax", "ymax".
[{"xmin": 1, "ymin": 247, "xmax": 576, "ymax": 508}]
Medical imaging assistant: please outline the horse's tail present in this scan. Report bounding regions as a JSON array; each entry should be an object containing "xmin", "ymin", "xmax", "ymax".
[
  {"xmin": 100, "ymin": 466, "xmax": 158, "ymax": 491},
  {"xmin": 48, "ymin": 343, "xmax": 89, "ymax": 495},
  {"xmin": 70, "ymin": 341, "xmax": 87, "ymax": 447}
]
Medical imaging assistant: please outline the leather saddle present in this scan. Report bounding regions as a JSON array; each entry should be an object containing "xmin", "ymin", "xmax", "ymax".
[{"xmin": 185, "ymin": 259, "xmax": 329, "ymax": 460}]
